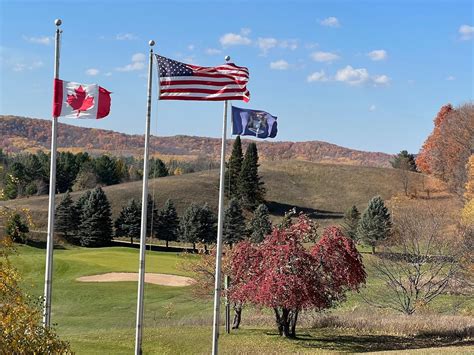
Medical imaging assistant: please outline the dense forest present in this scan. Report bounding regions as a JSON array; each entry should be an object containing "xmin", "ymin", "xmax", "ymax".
[{"xmin": 0, "ymin": 115, "xmax": 392, "ymax": 167}]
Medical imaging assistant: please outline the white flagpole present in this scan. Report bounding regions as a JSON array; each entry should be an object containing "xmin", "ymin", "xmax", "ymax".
[
  {"xmin": 211, "ymin": 55, "xmax": 231, "ymax": 355},
  {"xmin": 135, "ymin": 39, "xmax": 155, "ymax": 355},
  {"xmin": 43, "ymin": 18, "xmax": 62, "ymax": 328}
]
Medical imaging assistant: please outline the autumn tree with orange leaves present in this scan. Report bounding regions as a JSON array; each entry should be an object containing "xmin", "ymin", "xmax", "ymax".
[{"xmin": 417, "ymin": 103, "xmax": 474, "ymax": 195}]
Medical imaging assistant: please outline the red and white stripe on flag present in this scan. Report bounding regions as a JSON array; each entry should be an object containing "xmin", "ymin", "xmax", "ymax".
[{"xmin": 53, "ymin": 79, "xmax": 111, "ymax": 119}]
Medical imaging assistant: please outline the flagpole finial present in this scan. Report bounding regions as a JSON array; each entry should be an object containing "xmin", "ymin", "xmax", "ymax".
[
  {"xmin": 54, "ymin": 19, "xmax": 62, "ymax": 26},
  {"xmin": 225, "ymin": 55, "xmax": 231, "ymax": 62},
  {"xmin": 149, "ymin": 40, "xmax": 155, "ymax": 47}
]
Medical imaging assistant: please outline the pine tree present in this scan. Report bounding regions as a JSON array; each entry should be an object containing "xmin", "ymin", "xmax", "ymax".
[
  {"xmin": 200, "ymin": 203, "xmax": 217, "ymax": 249},
  {"xmin": 179, "ymin": 203, "xmax": 202, "ymax": 251},
  {"xmin": 249, "ymin": 203, "xmax": 272, "ymax": 243},
  {"xmin": 94, "ymin": 155, "xmax": 120, "ymax": 186},
  {"xmin": 223, "ymin": 198, "xmax": 246, "ymax": 246},
  {"xmin": 5, "ymin": 213, "xmax": 29, "ymax": 243},
  {"xmin": 239, "ymin": 143, "xmax": 265, "ymax": 210},
  {"xmin": 77, "ymin": 187, "xmax": 113, "ymax": 247},
  {"xmin": 55, "ymin": 192, "xmax": 79, "ymax": 243},
  {"xmin": 114, "ymin": 199, "xmax": 141, "ymax": 244},
  {"xmin": 154, "ymin": 199, "xmax": 180, "ymax": 247},
  {"xmin": 225, "ymin": 136, "xmax": 244, "ymax": 199},
  {"xmin": 341, "ymin": 205, "xmax": 360, "ymax": 242},
  {"xmin": 391, "ymin": 150, "xmax": 417, "ymax": 172},
  {"xmin": 357, "ymin": 196, "xmax": 392, "ymax": 254},
  {"xmin": 149, "ymin": 158, "xmax": 168, "ymax": 178}
]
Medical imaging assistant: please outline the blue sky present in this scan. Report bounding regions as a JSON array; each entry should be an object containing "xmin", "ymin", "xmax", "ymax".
[{"xmin": 0, "ymin": 0, "xmax": 472, "ymax": 154}]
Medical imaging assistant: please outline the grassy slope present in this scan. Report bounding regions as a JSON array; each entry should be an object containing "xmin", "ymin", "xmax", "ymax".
[
  {"xmin": 1, "ymin": 160, "xmax": 426, "ymax": 229},
  {"xmin": 10, "ymin": 246, "xmax": 473, "ymax": 354}
]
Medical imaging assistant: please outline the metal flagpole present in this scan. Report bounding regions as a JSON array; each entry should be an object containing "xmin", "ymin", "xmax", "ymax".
[
  {"xmin": 43, "ymin": 18, "xmax": 62, "ymax": 328},
  {"xmin": 134, "ymin": 39, "xmax": 155, "ymax": 355},
  {"xmin": 211, "ymin": 55, "xmax": 231, "ymax": 355}
]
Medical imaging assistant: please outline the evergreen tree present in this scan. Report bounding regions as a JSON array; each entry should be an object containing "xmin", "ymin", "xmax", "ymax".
[
  {"xmin": 114, "ymin": 199, "xmax": 141, "ymax": 244},
  {"xmin": 154, "ymin": 199, "xmax": 180, "ymax": 247},
  {"xmin": 225, "ymin": 136, "xmax": 244, "ymax": 199},
  {"xmin": 179, "ymin": 203, "xmax": 202, "ymax": 251},
  {"xmin": 94, "ymin": 155, "xmax": 120, "ymax": 185},
  {"xmin": 249, "ymin": 203, "xmax": 272, "ymax": 243},
  {"xmin": 77, "ymin": 187, "xmax": 113, "ymax": 247},
  {"xmin": 223, "ymin": 198, "xmax": 246, "ymax": 246},
  {"xmin": 149, "ymin": 158, "xmax": 168, "ymax": 178},
  {"xmin": 391, "ymin": 150, "xmax": 417, "ymax": 172},
  {"xmin": 357, "ymin": 196, "xmax": 392, "ymax": 254},
  {"xmin": 200, "ymin": 203, "xmax": 217, "ymax": 248},
  {"xmin": 239, "ymin": 143, "xmax": 265, "ymax": 210},
  {"xmin": 56, "ymin": 152, "xmax": 80, "ymax": 193},
  {"xmin": 341, "ymin": 205, "xmax": 361, "ymax": 242},
  {"xmin": 5, "ymin": 213, "xmax": 29, "ymax": 243},
  {"xmin": 55, "ymin": 192, "xmax": 79, "ymax": 243}
]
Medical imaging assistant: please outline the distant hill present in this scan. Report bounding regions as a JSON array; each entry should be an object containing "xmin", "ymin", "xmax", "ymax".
[
  {"xmin": 1, "ymin": 160, "xmax": 427, "ymax": 230},
  {"xmin": 0, "ymin": 115, "xmax": 392, "ymax": 167}
]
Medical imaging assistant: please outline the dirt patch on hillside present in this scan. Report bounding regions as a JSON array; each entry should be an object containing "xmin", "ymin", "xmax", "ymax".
[{"xmin": 76, "ymin": 272, "xmax": 195, "ymax": 287}]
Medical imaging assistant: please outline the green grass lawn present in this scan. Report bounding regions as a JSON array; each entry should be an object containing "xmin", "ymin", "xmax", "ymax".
[{"xmin": 10, "ymin": 245, "xmax": 473, "ymax": 354}]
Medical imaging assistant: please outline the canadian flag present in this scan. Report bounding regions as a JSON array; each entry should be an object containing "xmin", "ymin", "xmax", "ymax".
[{"xmin": 53, "ymin": 79, "xmax": 111, "ymax": 119}]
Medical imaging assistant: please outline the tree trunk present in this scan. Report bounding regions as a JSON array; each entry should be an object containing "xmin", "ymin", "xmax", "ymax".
[
  {"xmin": 130, "ymin": 237, "xmax": 133, "ymax": 245},
  {"xmin": 372, "ymin": 245, "xmax": 376, "ymax": 254},
  {"xmin": 166, "ymin": 240, "xmax": 169, "ymax": 248},
  {"xmin": 273, "ymin": 308, "xmax": 283, "ymax": 336},
  {"xmin": 232, "ymin": 303, "xmax": 242, "ymax": 329},
  {"xmin": 204, "ymin": 244, "xmax": 208, "ymax": 254},
  {"xmin": 289, "ymin": 310, "xmax": 298, "ymax": 338},
  {"xmin": 192, "ymin": 242, "xmax": 196, "ymax": 252}
]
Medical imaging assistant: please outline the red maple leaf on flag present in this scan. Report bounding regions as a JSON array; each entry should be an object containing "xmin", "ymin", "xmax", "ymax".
[{"xmin": 66, "ymin": 86, "xmax": 94, "ymax": 116}]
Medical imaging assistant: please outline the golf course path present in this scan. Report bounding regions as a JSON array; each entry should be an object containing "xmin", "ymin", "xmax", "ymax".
[{"xmin": 76, "ymin": 272, "xmax": 195, "ymax": 287}]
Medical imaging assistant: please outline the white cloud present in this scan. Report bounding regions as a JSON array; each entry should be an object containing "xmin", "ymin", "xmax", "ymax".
[
  {"xmin": 182, "ymin": 56, "xmax": 196, "ymax": 64},
  {"xmin": 257, "ymin": 37, "xmax": 278, "ymax": 55},
  {"xmin": 446, "ymin": 75, "xmax": 455, "ymax": 81},
  {"xmin": 335, "ymin": 65, "xmax": 369, "ymax": 85},
  {"xmin": 116, "ymin": 33, "xmax": 138, "ymax": 41},
  {"xmin": 205, "ymin": 48, "xmax": 222, "ymax": 55},
  {"xmin": 367, "ymin": 49, "xmax": 387, "ymax": 61},
  {"xmin": 13, "ymin": 60, "xmax": 43, "ymax": 72},
  {"xmin": 369, "ymin": 104, "xmax": 376, "ymax": 112},
  {"xmin": 22, "ymin": 35, "xmax": 51, "ymax": 45},
  {"xmin": 459, "ymin": 25, "xmax": 474, "ymax": 40},
  {"xmin": 307, "ymin": 70, "xmax": 328, "ymax": 82},
  {"xmin": 187, "ymin": 44, "xmax": 195, "ymax": 51},
  {"xmin": 320, "ymin": 17, "xmax": 340, "ymax": 28},
  {"xmin": 280, "ymin": 39, "xmax": 298, "ymax": 50},
  {"xmin": 311, "ymin": 51, "xmax": 340, "ymax": 62},
  {"xmin": 116, "ymin": 53, "xmax": 146, "ymax": 72},
  {"xmin": 132, "ymin": 53, "xmax": 146, "ymax": 62},
  {"xmin": 372, "ymin": 74, "xmax": 391, "ymax": 85},
  {"xmin": 105, "ymin": 72, "xmax": 112, "ymax": 77},
  {"xmin": 270, "ymin": 60, "xmax": 289, "ymax": 70},
  {"xmin": 240, "ymin": 28, "xmax": 251, "ymax": 36},
  {"xmin": 220, "ymin": 33, "xmax": 251, "ymax": 46},
  {"xmin": 86, "ymin": 68, "xmax": 100, "ymax": 76}
]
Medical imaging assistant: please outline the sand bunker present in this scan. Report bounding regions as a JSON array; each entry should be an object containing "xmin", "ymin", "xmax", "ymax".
[{"xmin": 76, "ymin": 272, "xmax": 195, "ymax": 287}]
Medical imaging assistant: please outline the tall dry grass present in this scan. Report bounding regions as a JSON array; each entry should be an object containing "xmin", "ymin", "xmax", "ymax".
[{"xmin": 307, "ymin": 311, "xmax": 473, "ymax": 339}]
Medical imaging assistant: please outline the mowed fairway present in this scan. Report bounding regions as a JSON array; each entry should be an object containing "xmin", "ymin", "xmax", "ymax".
[{"xmin": 11, "ymin": 245, "xmax": 473, "ymax": 354}]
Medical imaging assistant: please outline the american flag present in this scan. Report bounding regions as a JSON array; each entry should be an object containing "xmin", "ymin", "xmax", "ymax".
[{"xmin": 156, "ymin": 55, "xmax": 250, "ymax": 102}]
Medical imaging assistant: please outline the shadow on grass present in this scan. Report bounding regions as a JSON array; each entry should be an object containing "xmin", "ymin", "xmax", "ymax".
[
  {"xmin": 266, "ymin": 201, "xmax": 343, "ymax": 219},
  {"xmin": 284, "ymin": 331, "xmax": 473, "ymax": 353}
]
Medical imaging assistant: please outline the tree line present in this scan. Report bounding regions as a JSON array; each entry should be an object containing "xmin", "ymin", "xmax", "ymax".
[
  {"xmin": 0, "ymin": 149, "xmax": 219, "ymax": 200},
  {"xmin": 54, "ymin": 192, "xmax": 271, "ymax": 250}
]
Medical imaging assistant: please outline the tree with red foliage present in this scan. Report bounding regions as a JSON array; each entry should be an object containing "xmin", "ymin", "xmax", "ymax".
[{"xmin": 228, "ymin": 216, "xmax": 366, "ymax": 338}]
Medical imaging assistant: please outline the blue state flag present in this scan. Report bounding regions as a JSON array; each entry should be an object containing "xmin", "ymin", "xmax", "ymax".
[{"xmin": 231, "ymin": 106, "xmax": 278, "ymax": 138}]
